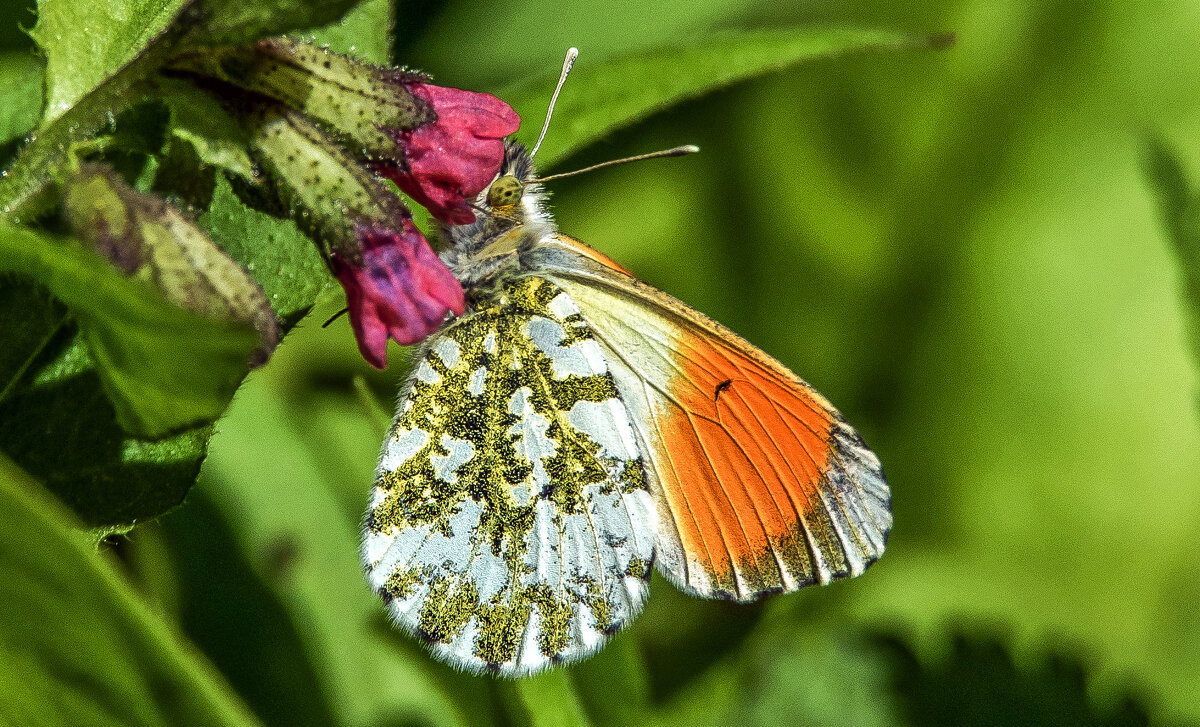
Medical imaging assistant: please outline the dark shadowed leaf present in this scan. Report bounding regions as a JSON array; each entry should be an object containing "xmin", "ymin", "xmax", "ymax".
[
  {"xmin": 1145, "ymin": 135, "xmax": 1200, "ymax": 373},
  {"xmin": 0, "ymin": 453, "xmax": 263, "ymax": 727},
  {"xmin": 497, "ymin": 27, "xmax": 951, "ymax": 169},
  {"xmin": 0, "ymin": 314, "xmax": 211, "ymax": 533},
  {"xmin": 875, "ymin": 631, "xmax": 1152, "ymax": 727},
  {"xmin": 187, "ymin": 0, "xmax": 362, "ymax": 46},
  {"xmin": 0, "ymin": 221, "xmax": 260, "ymax": 437},
  {"xmin": 159, "ymin": 493, "xmax": 340, "ymax": 727}
]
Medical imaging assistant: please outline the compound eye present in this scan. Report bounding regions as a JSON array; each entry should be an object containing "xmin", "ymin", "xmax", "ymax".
[{"xmin": 487, "ymin": 175, "xmax": 524, "ymax": 209}]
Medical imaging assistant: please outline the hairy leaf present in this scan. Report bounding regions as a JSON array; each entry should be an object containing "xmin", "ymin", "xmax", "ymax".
[
  {"xmin": 30, "ymin": 0, "xmax": 190, "ymax": 125},
  {"xmin": 0, "ymin": 292, "xmax": 214, "ymax": 533},
  {"xmin": 0, "ymin": 279, "xmax": 213, "ymax": 532},
  {"xmin": 187, "ymin": 0, "xmax": 362, "ymax": 46},
  {"xmin": 199, "ymin": 176, "xmax": 330, "ymax": 324},
  {"xmin": 0, "ymin": 221, "xmax": 260, "ymax": 437},
  {"xmin": 303, "ymin": 0, "xmax": 393, "ymax": 64},
  {"xmin": 0, "ymin": 453, "xmax": 263, "ymax": 727},
  {"xmin": 497, "ymin": 27, "xmax": 952, "ymax": 168}
]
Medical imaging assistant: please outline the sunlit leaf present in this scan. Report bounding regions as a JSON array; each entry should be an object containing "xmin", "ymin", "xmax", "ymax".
[
  {"xmin": 303, "ymin": 0, "xmax": 393, "ymax": 64},
  {"xmin": 497, "ymin": 27, "xmax": 952, "ymax": 168},
  {"xmin": 0, "ymin": 52, "xmax": 44, "ymax": 145},
  {"xmin": 199, "ymin": 176, "xmax": 330, "ymax": 325},
  {"xmin": 506, "ymin": 671, "xmax": 592, "ymax": 727},
  {"xmin": 29, "ymin": 0, "xmax": 189, "ymax": 125},
  {"xmin": 0, "ymin": 453, "xmax": 263, "ymax": 727}
]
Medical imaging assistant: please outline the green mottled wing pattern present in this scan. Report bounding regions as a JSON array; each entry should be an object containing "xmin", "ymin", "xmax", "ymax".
[{"xmin": 362, "ymin": 276, "xmax": 656, "ymax": 675}]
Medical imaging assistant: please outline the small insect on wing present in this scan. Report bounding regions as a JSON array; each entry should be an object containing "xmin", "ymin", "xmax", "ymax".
[
  {"xmin": 362, "ymin": 275, "xmax": 656, "ymax": 675},
  {"xmin": 533, "ymin": 234, "xmax": 891, "ymax": 602}
]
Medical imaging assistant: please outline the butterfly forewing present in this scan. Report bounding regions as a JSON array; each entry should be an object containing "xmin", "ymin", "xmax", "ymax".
[
  {"xmin": 535, "ymin": 235, "xmax": 891, "ymax": 602},
  {"xmin": 362, "ymin": 275, "xmax": 656, "ymax": 675}
]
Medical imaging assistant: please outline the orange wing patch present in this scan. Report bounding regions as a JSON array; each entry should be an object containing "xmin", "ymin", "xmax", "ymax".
[
  {"xmin": 537, "ymin": 235, "xmax": 891, "ymax": 601},
  {"xmin": 656, "ymin": 329, "xmax": 862, "ymax": 598}
]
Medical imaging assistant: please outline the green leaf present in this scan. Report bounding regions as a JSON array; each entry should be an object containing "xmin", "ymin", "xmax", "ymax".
[
  {"xmin": 1145, "ymin": 135, "xmax": 1200, "ymax": 370},
  {"xmin": 0, "ymin": 320, "xmax": 211, "ymax": 532},
  {"xmin": 188, "ymin": 0, "xmax": 362, "ymax": 46},
  {"xmin": 160, "ymin": 494, "xmax": 341, "ymax": 727},
  {"xmin": 497, "ymin": 27, "xmax": 952, "ymax": 168},
  {"xmin": 30, "ymin": 0, "xmax": 190, "ymax": 125},
  {"xmin": 505, "ymin": 671, "xmax": 592, "ymax": 727},
  {"xmin": 303, "ymin": 0, "xmax": 393, "ymax": 64},
  {"xmin": 199, "ymin": 176, "xmax": 330, "ymax": 324},
  {"xmin": 0, "ymin": 221, "xmax": 261, "ymax": 437},
  {"xmin": 199, "ymin": 349, "xmax": 489, "ymax": 727},
  {"xmin": 158, "ymin": 80, "xmax": 256, "ymax": 179},
  {"xmin": 0, "ymin": 453, "xmax": 264, "ymax": 727},
  {"xmin": 0, "ymin": 52, "xmax": 45, "ymax": 145}
]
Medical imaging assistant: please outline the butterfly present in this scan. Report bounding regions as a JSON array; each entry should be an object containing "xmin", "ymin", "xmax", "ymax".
[{"xmin": 360, "ymin": 50, "xmax": 891, "ymax": 676}]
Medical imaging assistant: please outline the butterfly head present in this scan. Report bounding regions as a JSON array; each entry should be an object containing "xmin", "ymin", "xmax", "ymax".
[{"xmin": 439, "ymin": 140, "xmax": 555, "ymax": 292}]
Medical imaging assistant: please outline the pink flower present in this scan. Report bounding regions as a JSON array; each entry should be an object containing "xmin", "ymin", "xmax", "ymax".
[
  {"xmin": 330, "ymin": 219, "xmax": 465, "ymax": 368},
  {"xmin": 380, "ymin": 82, "xmax": 520, "ymax": 225}
]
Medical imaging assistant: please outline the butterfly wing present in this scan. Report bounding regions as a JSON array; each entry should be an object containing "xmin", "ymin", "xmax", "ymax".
[
  {"xmin": 534, "ymin": 234, "xmax": 891, "ymax": 601},
  {"xmin": 361, "ymin": 275, "xmax": 656, "ymax": 675}
]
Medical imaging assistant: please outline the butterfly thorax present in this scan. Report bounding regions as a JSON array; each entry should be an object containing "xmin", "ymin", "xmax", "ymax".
[{"xmin": 439, "ymin": 142, "xmax": 555, "ymax": 304}]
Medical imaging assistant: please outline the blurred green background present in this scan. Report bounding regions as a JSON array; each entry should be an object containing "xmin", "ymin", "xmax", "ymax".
[{"xmin": 5, "ymin": 0, "xmax": 1200, "ymax": 725}]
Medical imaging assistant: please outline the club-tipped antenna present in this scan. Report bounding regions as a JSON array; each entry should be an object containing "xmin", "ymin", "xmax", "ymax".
[
  {"xmin": 537, "ymin": 144, "xmax": 700, "ymax": 183},
  {"xmin": 530, "ymin": 47, "xmax": 579, "ymax": 158}
]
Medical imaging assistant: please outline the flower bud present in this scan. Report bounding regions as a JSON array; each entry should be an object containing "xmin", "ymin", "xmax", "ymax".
[
  {"xmin": 331, "ymin": 219, "xmax": 465, "ymax": 368},
  {"xmin": 240, "ymin": 105, "xmax": 465, "ymax": 366},
  {"xmin": 63, "ymin": 165, "xmax": 280, "ymax": 363},
  {"xmin": 170, "ymin": 38, "xmax": 433, "ymax": 158},
  {"xmin": 169, "ymin": 39, "xmax": 519, "ymax": 225}
]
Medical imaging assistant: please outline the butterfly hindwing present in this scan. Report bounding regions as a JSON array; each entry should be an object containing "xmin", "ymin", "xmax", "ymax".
[
  {"xmin": 362, "ymin": 275, "xmax": 656, "ymax": 675},
  {"xmin": 536, "ymin": 234, "xmax": 891, "ymax": 602}
]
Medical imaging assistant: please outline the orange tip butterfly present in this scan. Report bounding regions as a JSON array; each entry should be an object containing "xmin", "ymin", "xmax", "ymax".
[{"xmin": 361, "ymin": 48, "xmax": 891, "ymax": 676}]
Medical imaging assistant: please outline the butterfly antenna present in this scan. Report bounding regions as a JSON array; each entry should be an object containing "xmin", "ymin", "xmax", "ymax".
[
  {"xmin": 537, "ymin": 145, "xmax": 700, "ymax": 183},
  {"xmin": 530, "ymin": 47, "xmax": 579, "ymax": 159}
]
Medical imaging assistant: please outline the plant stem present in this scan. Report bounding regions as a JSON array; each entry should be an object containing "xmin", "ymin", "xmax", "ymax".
[{"xmin": 0, "ymin": 35, "xmax": 182, "ymax": 223}]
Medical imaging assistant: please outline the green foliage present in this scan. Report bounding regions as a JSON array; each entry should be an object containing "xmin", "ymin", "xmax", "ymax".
[
  {"xmin": 29, "ymin": 0, "xmax": 188, "ymax": 125},
  {"xmin": 0, "ymin": 453, "xmax": 262, "ymax": 727},
  {"xmin": 2, "ymin": 0, "xmax": 1199, "ymax": 726},
  {"xmin": 0, "ymin": 221, "xmax": 260, "ymax": 437},
  {"xmin": 1145, "ymin": 136, "xmax": 1200, "ymax": 372},
  {"xmin": 198, "ymin": 177, "xmax": 330, "ymax": 324},
  {"xmin": 499, "ymin": 27, "xmax": 950, "ymax": 169},
  {"xmin": 187, "ymin": 0, "xmax": 364, "ymax": 46},
  {"xmin": 876, "ymin": 632, "xmax": 1151, "ymax": 727},
  {"xmin": 159, "ymin": 80, "xmax": 256, "ymax": 179},
  {"xmin": 0, "ymin": 52, "xmax": 44, "ymax": 145}
]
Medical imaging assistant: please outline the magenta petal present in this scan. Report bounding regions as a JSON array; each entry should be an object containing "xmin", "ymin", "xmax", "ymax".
[
  {"xmin": 381, "ymin": 83, "xmax": 520, "ymax": 225},
  {"xmin": 330, "ymin": 219, "xmax": 464, "ymax": 368}
]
